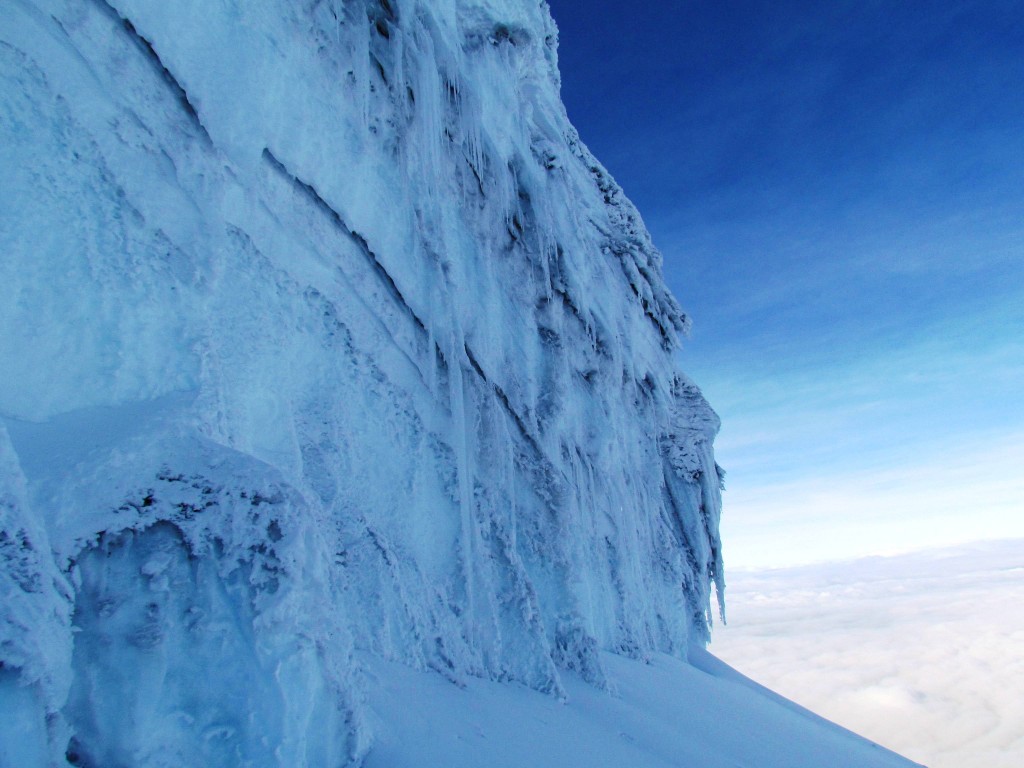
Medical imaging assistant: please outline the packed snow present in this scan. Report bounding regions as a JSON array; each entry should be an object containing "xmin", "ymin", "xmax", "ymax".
[
  {"xmin": 359, "ymin": 646, "xmax": 920, "ymax": 768},
  {"xmin": 2, "ymin": 1, "xmax": 914, "ymax": 766}
]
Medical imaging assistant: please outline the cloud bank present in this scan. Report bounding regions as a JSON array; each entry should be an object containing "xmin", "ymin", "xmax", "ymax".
[{"xmin": 710, "ymin": 540, "xmax": 1024, "ymax": 768}]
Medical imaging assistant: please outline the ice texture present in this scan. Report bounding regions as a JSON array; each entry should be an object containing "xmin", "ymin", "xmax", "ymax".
[{"xmin": 1, "ymin": 0, "xmax": 723, "ymax": 763}]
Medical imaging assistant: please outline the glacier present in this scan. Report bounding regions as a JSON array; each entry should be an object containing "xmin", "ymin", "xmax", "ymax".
[{"xmin": 1, "ymin": 1, "xmax": 917, "ymax": 767}]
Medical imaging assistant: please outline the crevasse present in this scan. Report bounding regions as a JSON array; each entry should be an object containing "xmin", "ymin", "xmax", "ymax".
[{"xmin": 0, "ymin": 0, "xmax": 723, "ymax": 764}]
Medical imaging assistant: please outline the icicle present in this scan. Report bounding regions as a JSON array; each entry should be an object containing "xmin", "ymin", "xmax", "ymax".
[{"xmin": 448, "ymin": 327, "xmax": 478, "ymax": 640}]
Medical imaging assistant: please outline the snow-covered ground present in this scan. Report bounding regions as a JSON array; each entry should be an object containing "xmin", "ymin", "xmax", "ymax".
[
  {"xmin": 711, "ymin": 539, "xmax": 1024, "ymax": 768},
  {"xmin": 360, "ymin": 647, "xmax": 920, "ymax": 768}
]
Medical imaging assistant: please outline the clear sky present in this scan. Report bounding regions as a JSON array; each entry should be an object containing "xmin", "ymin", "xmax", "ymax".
[{"xmin": 546, "ymin": 0, "xmax": 1024, "ymax": 567}]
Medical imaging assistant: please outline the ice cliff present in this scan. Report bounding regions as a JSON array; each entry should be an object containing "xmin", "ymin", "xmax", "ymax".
[{"xmin": 0, "ymin": 0, "xmax": 724, "ymax": 764}]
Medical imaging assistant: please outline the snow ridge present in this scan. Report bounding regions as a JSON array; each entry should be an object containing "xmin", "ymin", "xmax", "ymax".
[{"xmin": 0, "ymin": 0, "xmax": 723, "ymax": 764}]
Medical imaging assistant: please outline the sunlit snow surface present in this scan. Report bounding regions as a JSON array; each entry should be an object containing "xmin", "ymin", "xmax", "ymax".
[{"xmin": 0, "ymin": 1, "xmax": 911, "ymax": 766}]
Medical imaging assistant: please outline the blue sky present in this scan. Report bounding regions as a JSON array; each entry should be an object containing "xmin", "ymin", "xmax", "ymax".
[{"xmin": 547, "ymin": 0, "xmax": 1024, "ymax": 567}]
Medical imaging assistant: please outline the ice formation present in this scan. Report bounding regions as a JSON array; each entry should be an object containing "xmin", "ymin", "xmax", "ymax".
[{"xmin": 1, "ymin": 0, "xmax": 724, "ymax": 764}]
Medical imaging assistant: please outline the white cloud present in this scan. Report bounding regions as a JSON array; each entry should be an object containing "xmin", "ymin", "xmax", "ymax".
[{"xmin": 710, "ymin": 540, "xmax": 1024, "ymax": 768}]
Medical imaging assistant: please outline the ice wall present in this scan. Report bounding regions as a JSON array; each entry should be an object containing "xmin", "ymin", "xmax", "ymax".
[{"xmin": 0, "ymin": 0, "xmax": 723, "ymax": 764}]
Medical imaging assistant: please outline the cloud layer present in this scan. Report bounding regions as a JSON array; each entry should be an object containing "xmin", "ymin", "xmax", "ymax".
[{"xmin": 710, "ymin": 540, "xmax": 1024, "ymax": 768}]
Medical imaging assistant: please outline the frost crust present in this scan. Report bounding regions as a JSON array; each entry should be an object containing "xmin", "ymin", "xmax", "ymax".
[{"xmin": 0, "ymin": 0, "xmax": 722, "ymax": 763}]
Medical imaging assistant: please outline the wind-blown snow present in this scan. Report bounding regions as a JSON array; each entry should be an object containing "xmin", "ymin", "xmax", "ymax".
[{"xmin": 1, "ymin": 0, "xmax": 728, "ymax": 764}]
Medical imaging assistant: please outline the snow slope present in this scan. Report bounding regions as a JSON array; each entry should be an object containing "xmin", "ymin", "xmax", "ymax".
[
  {"xmin": 361, "ymin": 647, "xmax": 921, "ymax": 768},
  {"xmin": 1, "ymin": 1, "xmax": 911, "ymax": 766}
]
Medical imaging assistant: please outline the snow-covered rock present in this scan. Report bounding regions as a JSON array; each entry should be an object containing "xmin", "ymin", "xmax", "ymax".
[{"xmin": 0, "ymin": 0, "xmax": 726, "ymax": 764}]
